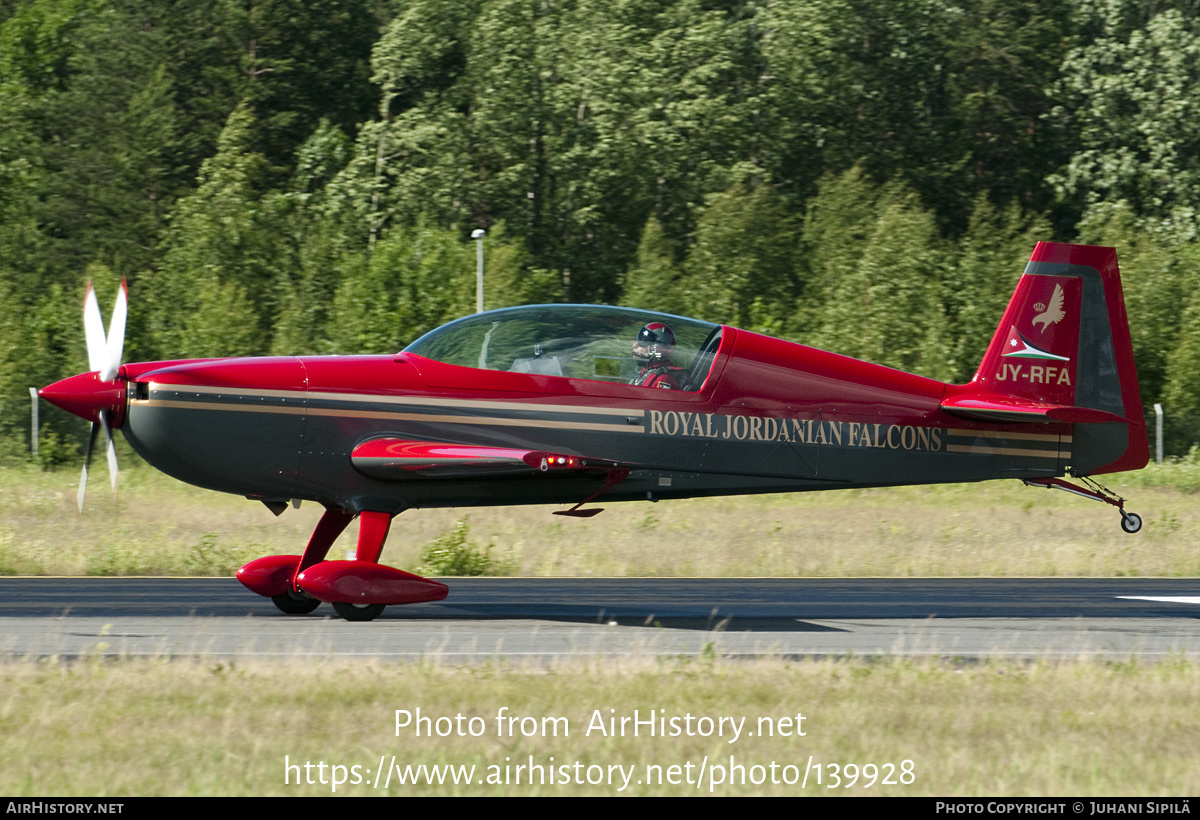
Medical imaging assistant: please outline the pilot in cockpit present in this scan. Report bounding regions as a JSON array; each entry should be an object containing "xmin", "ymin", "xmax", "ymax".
[{"xmin": 630, "ymin": 322, "xmax": 686, "ymax": 389}]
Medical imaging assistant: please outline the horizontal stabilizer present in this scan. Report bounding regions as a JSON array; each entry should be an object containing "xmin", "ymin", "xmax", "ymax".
[
  {"xmin": 351, "ymin": 437, "xmax": 621, "ymax": 480},
  {"xmin": 940, "ymin": 394, "xmax": 1127, "ymax": 424}
]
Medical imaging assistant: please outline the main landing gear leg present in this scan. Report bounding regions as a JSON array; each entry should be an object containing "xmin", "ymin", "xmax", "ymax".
[
  {"xmin": 272, "ymin": 508, "xmax": 355, "ymax": 615},
  {"xmin": 240, "ymin": 507, "xmax": 446, "ymax": 619},
  {"xmin": 290, "ymin": 508, "xmax": 448, "ymax": 621},
  {"xmin": 236, "ymin": 506, "xmax": 355, "ymax": 614},
  {"xmin": 331, "ymin": 510, "xmax": 392, "ymax": 622},
  {"xmin": 1024, "ymin": 477, "xmax": 1142, "ymax": 533}
]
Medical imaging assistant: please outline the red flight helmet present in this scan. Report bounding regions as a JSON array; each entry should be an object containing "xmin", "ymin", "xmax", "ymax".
[{"xmin": 634, "ymin": 322, "xmax": 676, "ymax": 364}]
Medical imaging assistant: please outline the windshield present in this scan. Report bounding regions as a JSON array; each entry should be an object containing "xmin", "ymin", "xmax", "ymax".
[{"xmin": 403, "ymin": 305, "xmax": 722, "ymax": 391}]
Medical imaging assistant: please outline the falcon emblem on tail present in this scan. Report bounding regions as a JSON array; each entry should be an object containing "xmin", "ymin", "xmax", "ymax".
[{"xmin": 1032, "ymin": 283, "xmax": 1065, "ymax": 331}]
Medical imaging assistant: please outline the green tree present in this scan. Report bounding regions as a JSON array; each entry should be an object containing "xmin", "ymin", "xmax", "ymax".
[
  {"xmin": 159, "ymin": 0, "xmax": 381, "ymax": 179},
  {"xmin": 1077, "ymin": 201, "xmax": 1197, "ymax": 410},
  {"xmin": 797, "ymin": 165, "xmax": 880, "ymax": 336},
  {"xmin": 326, "ymin": 222, "xmax": 475, "ymax": 353},
  {"xmin": 1051, "ymin": 4, "xmax": 1200, "ymax": 237},
  {"xmin": 619, "ymin": 216, "xmax": 687, "ymax": 316},
  {"xmin": 0, "ymin": 0, "xmax": 186, "ymax": 290},
  {"xmin": 803, "ymin": 170, "xmax": 950, "ymax": 378},
  {"xmin": 765, "ymin": 0, "xmax": 1071, "ymax": 233},
  {"xmin": 1161, "ymin": 291, "xmax": 1200, "ymax": 451},
  {"xmin": 677, "ymin": 182, "xmax": 797, "ymax": 335},
  {"xmin": 270, "ymin": 119, "xmax": 356, "ymax": 355},
  {"xmin": 944, "ymin": 197, "xmax": 1051, "ymax": 382},
  {"xmin": 150, "ymin": 103, "xmax": 275, "ymax": 358}
]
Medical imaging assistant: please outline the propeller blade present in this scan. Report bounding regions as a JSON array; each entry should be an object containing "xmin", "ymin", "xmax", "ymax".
[
  {"xmin": 100, "ymin": 410, "xmax": 119, "ymax": 496},
  {"xmin": 101, "ymin": 280, "xmax": 127, "ymax": 382},
  {"xmin": 78, "ymin": 421, "xmax": 99, "ymax": 513},
  {"xmin": 76, "ymin": 283, "xmax": 125, "ymax": 511},
  {"xmin": 83, "ymin": 283, "xmax": 109, "ymax": 376}
]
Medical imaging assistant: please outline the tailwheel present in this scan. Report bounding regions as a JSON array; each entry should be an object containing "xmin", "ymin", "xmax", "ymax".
[
  {"xmin": 333, "ymin": 601, "xmax": 386, "ymax": 622},
  {"xmin": 1025, "ymin": 476, "xmax": 1142, "ymax": 535},
  {"xmin": 271, "ymin": 589, "xmax": 321, "ymax": 615}
]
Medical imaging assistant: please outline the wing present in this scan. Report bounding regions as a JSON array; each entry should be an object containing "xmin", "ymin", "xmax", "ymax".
[{"xmin": 350, "ymin": 437, "xmax": 624, "ymax": 480}]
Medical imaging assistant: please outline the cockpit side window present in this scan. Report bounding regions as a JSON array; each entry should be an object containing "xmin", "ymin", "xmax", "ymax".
[{"xmin": 681, "ymin": 326, "xmax": 724, "ymax": 391}]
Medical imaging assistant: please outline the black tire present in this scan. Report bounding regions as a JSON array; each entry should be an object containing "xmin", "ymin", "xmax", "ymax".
[
  {"xmin": 271, "ymin": 590, "xmax": 321, "ymax": 615},
  {"xmin": 333, "ymin": 601, "xmax": 386, "ymax": 622},
  {"xmin": 1120, "ymin": 512, "xmax": 1143, "ymax": 534}
]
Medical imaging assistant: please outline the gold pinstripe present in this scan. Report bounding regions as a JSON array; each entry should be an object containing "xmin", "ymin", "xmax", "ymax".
[
  {"xmin": 946, "ymin": 444, "xmax": 1069, "ymax": 459},
  {"xmin": 130, "ymin": 398, "xmax": 643, "ymax": 434},
  {"xmin": 945, "ymin": 429, "xmax": 1071, "ymax": 443},
  {"xmin": 148, "ymin": 382, "xmax": 640, "ymax": 416}
]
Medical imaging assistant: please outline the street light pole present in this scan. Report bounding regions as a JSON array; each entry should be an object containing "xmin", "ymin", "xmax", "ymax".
[
  {"xmin": 1154, "ymin": 403, "xmax": 1163, "ymax": 465},
  {"xmin": 472, "ymin": 229, "xmax": 486, "ymax": 313},
  {"xmin": 28, "ymin": 387, "xmax": 38, "ymax": 461}
]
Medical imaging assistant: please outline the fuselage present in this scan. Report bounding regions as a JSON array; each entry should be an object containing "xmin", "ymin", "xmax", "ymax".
[{"xmin": 113, "ymin": 324, "xmax": 1078, "ymax": 515}]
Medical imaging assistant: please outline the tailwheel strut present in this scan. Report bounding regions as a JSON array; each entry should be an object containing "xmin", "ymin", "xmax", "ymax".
[{"xmin": 1023, "ymin": 477, "xmax": 1141, "ymax": 534}]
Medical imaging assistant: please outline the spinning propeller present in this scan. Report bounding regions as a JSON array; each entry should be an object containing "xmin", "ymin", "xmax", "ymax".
[
  {"xmin": 39, "ymin": 280, "xmax": 128, "ymax": 512},
  {"xmin": 80, "ymin": 280, "xmax": 126, "ymax": 511}
]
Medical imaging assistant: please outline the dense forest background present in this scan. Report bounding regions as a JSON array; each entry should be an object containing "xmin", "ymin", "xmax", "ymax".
[{"xmin": 5, "ymin": 0, "xmax": 1200, "ymax": 459}]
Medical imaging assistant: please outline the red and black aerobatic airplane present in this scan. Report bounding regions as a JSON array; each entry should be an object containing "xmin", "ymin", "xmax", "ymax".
[{"xmin": 40, "ymin": 241, "xmax": 1148, "ymax": 620}]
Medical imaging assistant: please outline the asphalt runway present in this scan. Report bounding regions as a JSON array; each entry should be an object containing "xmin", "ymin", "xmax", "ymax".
[{"xmin": 2, "ymin": 576, "xmax": 1199, "ymax": 662}]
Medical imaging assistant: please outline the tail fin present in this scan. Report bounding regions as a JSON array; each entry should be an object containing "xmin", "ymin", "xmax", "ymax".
[{"xmin": 941, "ymin": 242, "xmax": 1148, "ymax": 475}]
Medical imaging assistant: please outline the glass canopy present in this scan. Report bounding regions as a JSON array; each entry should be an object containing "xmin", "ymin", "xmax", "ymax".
[{"xmin": 404, "ymin": 305, "xmax": 722, "ymax": 391}]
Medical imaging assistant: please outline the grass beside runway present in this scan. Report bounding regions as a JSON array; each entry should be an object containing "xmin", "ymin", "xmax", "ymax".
[
  {"xmin": 1, "ymin": 655, "xmax": 1197, "ymax": 796},
  {"xmin": 1, "ymin": 458, "xmax": 1198, "ymax": 578},
  {"xmin": 4, "ymin": 461, "xmax": 1198, "ymax": 797}
]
